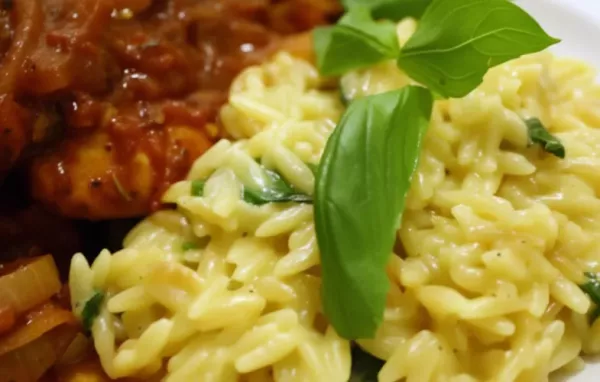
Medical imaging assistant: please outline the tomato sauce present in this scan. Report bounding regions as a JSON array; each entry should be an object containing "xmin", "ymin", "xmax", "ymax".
[{"xmin": 0, "ymin": 0, "xmax": 341, "ymax": 219}]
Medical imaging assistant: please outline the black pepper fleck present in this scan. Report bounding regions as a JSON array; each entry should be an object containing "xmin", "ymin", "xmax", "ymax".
[{"xmin": 90, "ymin": 179, "xmax": 102, "ymax": 189}]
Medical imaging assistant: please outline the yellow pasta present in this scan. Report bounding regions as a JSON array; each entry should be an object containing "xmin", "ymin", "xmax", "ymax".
[{"xmin": 69, "ymin": 19, "xmax": 600, "ymax": 382}]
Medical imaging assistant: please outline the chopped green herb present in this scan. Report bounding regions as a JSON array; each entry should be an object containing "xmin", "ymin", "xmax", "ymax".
[
  {"xmin": 181, "ymin": 242, "xmax": 198, "ymax": 251},
  {"xmin": 81, "ymin": 291, "xmax": 105, "ymax": 332},
  {"xmin": 314, "ymin": 7, "xmax": 399, "ymax": 76},
  {"xmin": 525, "ymin": 117, "xmax": 565, "ymax": 158},
  {"xmin": 242, "ymin": 168, "xmax": 312, "ymax": 205},
  {"xmin": 315, "ymin": 86, "xmax": 433, "ymax": 339},
  {"xmin": 341, "ymin": 0, "xmax": 432, "ymax": 20},
  {"xmin": 191, "ymin": 180, "xmax": 205, "ymax": 196},
  {"xmin": 190, "ymin": 169, "xmax": 311, "ymax": 205},
  {"xmin": 349, "ymin": 345, "xmax": 385, "ymax": 382},
  {"xmin": 580, "ymin": 272, "xmax": 600, "ymax": 323},
  {"xmin": 396, "ymin": 0, "xmax": 559, "ymax": 98}
]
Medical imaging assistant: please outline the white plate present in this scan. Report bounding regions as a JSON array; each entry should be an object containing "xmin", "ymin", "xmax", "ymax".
[{"xmin": 513, "ymin": 1, "xmax": 600, "ymax": 381}]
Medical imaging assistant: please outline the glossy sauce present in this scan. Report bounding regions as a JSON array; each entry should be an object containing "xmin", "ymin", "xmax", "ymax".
[{"xmin": 0, "ymin": 0, "xmax": 341, "ymax": 219}]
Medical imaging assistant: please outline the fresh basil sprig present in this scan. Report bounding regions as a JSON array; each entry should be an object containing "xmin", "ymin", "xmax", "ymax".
[
  {"xmin": 525, "ymin": 118, "xmax": 565, "ymax": 158},
  {"xmin": 341, "ymin": 0, "xmax": 432, "ymax": 20},
  {"xmin": 397, "ymin": 0, "xmax": 560, "ymax": 98},
  {"xmin": 315, "ymin": 86, "xmax": 433, "ymax": 339},
  {"xmin": 313, "ymin": 0, "xmax": 561, "ymax": 340},
  {"xmin": 190, "ymin": 168, "xmax": 312, "ymax": 205},
  {"xmin": 580, "ymin": 272, "xmax": 600, "ymax": 323},
  {"xmin": 315, "ymin": 0, "xmax": 558, "ymax": 98},
  {"xmin": 314, "ymin": 7, "xmax": 399, "ymax": 76}
]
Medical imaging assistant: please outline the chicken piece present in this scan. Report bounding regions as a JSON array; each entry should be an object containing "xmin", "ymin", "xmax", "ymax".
[
  {"xmin": 6, "ymin": 0, "xmax": 342, "ymax": 220},
  {"xmin": 31, "ymin": 98, "xmax": 221, "ymax": 219}
]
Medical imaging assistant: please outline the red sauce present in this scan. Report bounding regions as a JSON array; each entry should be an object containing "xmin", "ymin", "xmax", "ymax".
[{"xmin": 0, "ymin": 0, "xmax": 341, "ymax": 220}]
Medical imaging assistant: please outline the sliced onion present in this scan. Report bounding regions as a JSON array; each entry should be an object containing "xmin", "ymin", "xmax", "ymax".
[
  {"xmin": 0, "ymin": 302, "xmax": 77, "ymax": 356},
  {"xmin": 0, "ymin": 304, "xmax": 16, "ymax": 335},
  {"xmin": 0, "ymin": 255, "xmax": 62, "ymax": 317},
  {"xmin": 0, "ymin": 323, "xmax": 77, "ymax": 382}
]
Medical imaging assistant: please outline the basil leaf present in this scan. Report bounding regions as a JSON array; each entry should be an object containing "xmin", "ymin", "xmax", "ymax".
[
  {"xmin": 191, "ymin": 180, "xmax": 205, "ymax": 196},
  {"xmin": 315, "ymin": 86, "xmax": 433, "ymax": 339},
  {"xmin": 314, "ymin": 7, "xmax": 399, "ymax": 76},
  {"xmin": 349, "ymin": 346, "xmax": 384, "ymax": 382},
  {"xmin": 397, "ymin": 0, "xmax": 560, "ymax": 98},
  {"xmin": 242, "ymin": 168, "xmax": 312, "ymax": 205},
  {"xmin": 525, "ymin": 118, "xmax": 565, "ymax": 158},
  {"xmin": 580, "ymin": 272, "xmax": 600, "ymax": 323},
  {"xmin": 341, "ymin": 0, "xmax": 432, "ymax": 20},
  {"xmin": 81, "ymin": 291, "xmax": 104, "ymax": 332}
]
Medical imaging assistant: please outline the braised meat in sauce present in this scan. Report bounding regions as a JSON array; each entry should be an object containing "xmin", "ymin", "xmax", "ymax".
[{"xmin": 0, "ymin": 0, "xmax": 341, "ymax": 220}]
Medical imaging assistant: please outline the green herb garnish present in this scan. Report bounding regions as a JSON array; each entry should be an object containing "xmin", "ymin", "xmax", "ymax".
[
  {"xmin": 397, "ymin": 0, "xmax": 560, "ymax": 98},
  {"xmin": 341, "ymin": 0, "xmax": 432, "ymax": 20},
  {"xmin": 315, "ymin": 0, "xmax": 558, "ymax": 98},
  {"xmin": 81, "ymin": 291, "xmax": 105, "ymax": 332},
  {"xmin": 190, "ymin": 168, "xmax": 312, "ymax": 205},
  {"xmin": 312, "ymin": 0, "xmax": 560, "ymax": 340},
  {"xmin": 242, "ymin": 168, "xmax": 312, "ymax": 205},
  {"xmin": 181, "ymin": 242, "xmax": 199, "ymax": 251},
  {"xmin": 191, "ymin": 180, "xmax": 205, "ymax": 196},
  {"xmin": 315, "ymin": 86, "xmax": 433, "ymax": 339},
  {"xmin": 314, "ymin": 7, "xmax": 399, "ymax": 76},
  {"xmin": 525, "ymin": 117, "xmax": 565, "ymax": 158},
  {"xmin": 580, "ymin": 272, "xmax": 600, "ymax": 323}
]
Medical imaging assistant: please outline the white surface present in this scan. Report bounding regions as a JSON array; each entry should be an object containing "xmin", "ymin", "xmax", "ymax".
[{"xmin": 514, "ymin": 1, "xmax": 600, "ymax": 381}]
